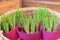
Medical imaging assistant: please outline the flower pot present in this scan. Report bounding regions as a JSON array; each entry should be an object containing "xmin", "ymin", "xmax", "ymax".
[
  {"xmin": 3, "ymin": 26, "xmax": 19, "ymax": 40},
  {"xmin": 56, "ymin": 22, "xmax": 60, "ymax": 39},
  {"xmin": 43, "ymin": 30, "xmax": 57, "ymax": 40},
  {"xmin": 17, "ymin": 31, "xmax": 40, "ymax": 40},
  {"xmin": 57, "ymin": 22, "xmax": 60, "ymax": 30}
]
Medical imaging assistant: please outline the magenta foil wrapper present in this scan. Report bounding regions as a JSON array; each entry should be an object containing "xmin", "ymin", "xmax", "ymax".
[
  {"xmin": 17, "ymin": 31, "xmax": 41, "ymax": 40},
  {"xmin": 56, "ymin": 22, "xmax": 60, "ymax": 39},
  {"xmin": 3, "ymin": 26, "xmax": 19, "ymax": 40},
  {"xmin": 43, "ymin": 30, "xmax": 57, "ymax": 40}
]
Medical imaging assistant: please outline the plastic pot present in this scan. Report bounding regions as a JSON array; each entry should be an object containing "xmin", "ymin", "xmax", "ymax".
[
  {"xmin": 56, "ymin": 22, "xmax": 60, "ymax": 39},
  {"xmin": 17, "ymin": 24, "xmax": 41, "ymax": 40},
  {"xmin": 42, "ymin": 30, "xmax": 57, "ymax": 40},
  {"xmin": 3, "ymin": 26, "xmax": 19, "ymax": 40},
  {"xmin": 17, "ymin": 31, "xmax": 40, "ymax": 40}
]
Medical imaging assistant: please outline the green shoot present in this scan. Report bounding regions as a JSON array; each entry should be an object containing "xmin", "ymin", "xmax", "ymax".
[
  {"xmin": 53, "ymin": 16, "xmax": 59, "ymax": 32},
  {"xmin": 7, "ymin": 14, "xmax": 16, "ymax": 30},
  {"xmin": 33, "ymin": 10, "xmax": 40, "ymax": 32},
  {"xmin": 23, "ymin": 17, "xmax": 30, "ymax": 34},
  {"xmin": 16, "ymin": 10, "xmax": 24, "ymax": 27},
  {"xmin": 30, "ymin": 16, "xmax": 35, "ymax": 34},
  {"xmin": 2, "ymin": 16, "xmax": 9, "ymax": 33},
  {"xmin": 49, "ymin": 15, "xmax": 53, "ymax": 32}
]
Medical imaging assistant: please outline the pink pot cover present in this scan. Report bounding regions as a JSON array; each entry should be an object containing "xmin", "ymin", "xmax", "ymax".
[
  {"xmin": 43, "ymin": 30, "xmax": 57, "ymax": 40},
  {"xmin": 56, "ymin": 22, "xmax": 60, "ymax": 39},
  {"xmin": 17, "ymin": 31, "xmax": 40, "ymax": 40},
  {"xmin": 3, "ymin": 26, "xmax": 19, "ymax": 40},
  {"xmin": 58, "ymin": 22, "xmax": 60, "ymax": 29}
]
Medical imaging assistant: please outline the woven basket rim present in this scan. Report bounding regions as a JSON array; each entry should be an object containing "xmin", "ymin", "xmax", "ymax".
[{"xmin": 0, "ymin": 7, "xmax": 60, "ymax": 22}]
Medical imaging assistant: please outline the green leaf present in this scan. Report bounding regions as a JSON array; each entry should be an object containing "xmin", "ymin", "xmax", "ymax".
[
  {"xmin": 16, "ymin": 10, "xmax": 24, "ymax": 27},
  {"xmin": 29, "ymin": 16, "xmax": 35, "ymax": 33},
  {"xmin": 23, "ymin": 17, "xmax": 30, "ymax": 34},
  {"xmin": 49, "ymin": 16, "xmax": 53, "ymax": 32},
  {"xmin": 40, "ymin": 7, "xmax": 51, "ymax": 31},
  {"xmin": 53, "ymin": 16, "xmax": 59, "ymax": 32},
  {"xmin": 43, "ymin": 17, "xmax": 49, "ymax": 31},
  {"xmin": 2, "ymin": 16, "xmax": 9, "ymax": 33},
  {"xmin": 8, "ymin": 14, "xmax": 13, "ymax": 30},
  {"xmin": 33, "ymin": 11, "xmax": 39, "ymax": 32}
]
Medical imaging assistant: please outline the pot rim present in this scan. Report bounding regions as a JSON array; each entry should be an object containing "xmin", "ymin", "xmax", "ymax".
[{"xmin": 17, "ymin": 30, "xmax": 40, "ymax": 35}]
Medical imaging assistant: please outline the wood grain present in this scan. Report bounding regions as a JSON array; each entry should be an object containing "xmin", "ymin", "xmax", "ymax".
[
  {"xmin": 23, "ymin": 1, "xmax": 60, "ymax": 12},
  {"xmin": 0, "ymin": 0, "xmax": 22, "ymax": 15}
]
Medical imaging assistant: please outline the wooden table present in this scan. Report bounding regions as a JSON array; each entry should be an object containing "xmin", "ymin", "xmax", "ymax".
[
  {"xmin": 0, "ymin": 0, "xmax": 22, "ymax": 15},
  {"xmin": 23, "ymin": 0, "xmax": 60, "ymax": 13}
]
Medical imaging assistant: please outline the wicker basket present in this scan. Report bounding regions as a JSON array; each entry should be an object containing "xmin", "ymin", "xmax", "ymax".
[
  {"xmin": 0, "ymin": 31, "xmax": 9, "ymax": 40},
  {"xmin": 0, "ymin": 7, "xmax": 60, "ymax": 40},
  {"xmin": 1, "ymin": 7, "xmax": 60, "ymax": 18}
]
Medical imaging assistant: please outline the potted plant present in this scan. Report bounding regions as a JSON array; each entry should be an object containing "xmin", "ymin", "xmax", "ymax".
[
  {"xmin": 0, "ymin": 15, "xmax": 9, "ymax": 40},
  {"xmin": 17, "ymin": 8, "xmax": 41, "ymax": 40},
  {"xmin": 42, "ymin": 8, "xmax": 60, "ymax": 40},
  {"xmin": 1, "ymin": 10, "xmax": 24, "ymax": 40},
  {"xmin": 16, "ymin": 10, "xmax": 24, "ymax": 31}
]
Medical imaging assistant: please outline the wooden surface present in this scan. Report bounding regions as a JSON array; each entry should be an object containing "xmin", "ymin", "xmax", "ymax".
[
  {"xmin": 0, "ymin": 0, "xmax": 22, "ymax": 15},
  {"xmin": 26, "ymin": 0, "xmax": 60, "ymax": 2},
  {"xmin": 23, "ymin": 0, "xmax": 60, "ymax": 13}
]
